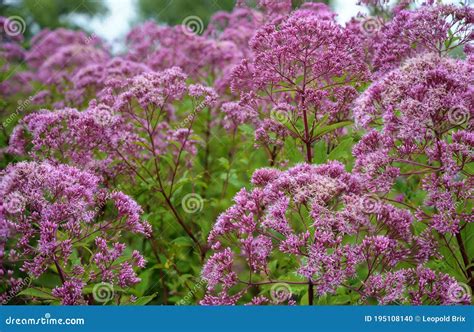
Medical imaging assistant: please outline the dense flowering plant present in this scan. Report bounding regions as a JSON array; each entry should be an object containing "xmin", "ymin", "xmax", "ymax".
[
  {"xmin": 8, "ymin": 103, "xmax": 141, "ymax": 182},
  {"xmin": 353, "ymin": 53, "xmax": 473, "ymax": 290},
  {"xmin": 24, "ymin": 29, "xmax": 109, "ymax": 108},
  {"xmin": 371, "ymin": 3, "xmax": 474, "ymax": 74},
  {"xmin": 230, "ymin": 3, "xmax": 369, "ymax": 164},
  {"xmin": 0, "ymin": 161, "xmax": 150, "ymax": 304},
  {"xmin": 0, "ymin": 0, "xmax": 472, "ymax": 306},
  {"xmin": 201, "ymin": 161, "xmax": 466, "ymax": 305}
]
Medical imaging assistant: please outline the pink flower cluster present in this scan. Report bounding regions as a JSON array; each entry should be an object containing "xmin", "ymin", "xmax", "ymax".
[
  {"xmin": 229, "ymin": 4, "xmax": 368, "ymax": 163},
  {"xmin": 201, "ymin": 162, "xmax": 454, "ymax": 305},
  {"xmin": 201, "ymin": 0, "xmax": 473, "ymax": 306},
  {"xmin": 371, "ymin": 4, "xmax": 473, "ymax": 74},
  {"xmin": 8, "ymin": 103, "xmax": 140, "ymax": 181},
  {"xmin": 0, "ymin": 161, "xmax": 150, "ymax": 304},
  {"xmin": 9, "ymin": 66, "xmax": 218, "ymax": 182},
  {"xmin": 353, "ymin": 54, "xmax": 472, "ymax": 234}
]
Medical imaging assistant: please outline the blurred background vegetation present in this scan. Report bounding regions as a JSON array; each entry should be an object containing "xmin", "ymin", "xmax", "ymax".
[
  {"xmin": 1, "ymin": 0, "xmax": 332, "ymax": 41},
  {"xmin": 136, "ymin": 0, "xmax": 329, "ymax": 26},
  {"xmin": 0, "ymin": 0, "xmax": 108, "ymax": 38}
]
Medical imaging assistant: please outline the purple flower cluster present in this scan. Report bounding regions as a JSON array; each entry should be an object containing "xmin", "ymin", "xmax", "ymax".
[
  {"xmin": 230, "ymin": 4, "xmax": 368, "ymax": 163},
  {"xmin": 8, "ymin": 103, "xmax": 140, "ymax": 180},
  {"xmin": 200, "ymin": 2, "xmax": 472, "ymax": 305},
  {"xmin": 371, "ymin": 4, "xmax": 473, "ymax": 74},
  {"xmin": 0, "ymin": 162, "xmax": 150, "ymax": 304},
  {"xmin": 201, "ymin": 162, "xmax": 444, "ymax": 305},
  {"xmin": 353, "ymin": 54, "xmax": 472, "ymax": 235}
]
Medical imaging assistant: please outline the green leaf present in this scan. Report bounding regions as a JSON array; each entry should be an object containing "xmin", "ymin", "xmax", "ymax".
[
  {"xmin": 462, "ymin": 223, "xmax": 474, "ymax": 266},
  {"xmin": 284, "ymin": 139, "xmax": 303, "ymax": 163},
  {"xmin": 331, "ymin": 294, "xmax": 351, "ymax": 305},
  {"xmin": 171, "ymin": 236, "xmax": 194, "ymax": 247},
  {"xmin": 217, "ymin": 157, "xmax": 230, "ymax": 170},
  {"xmin": 313, "ymin": 140, "xmax": 327, "ymax": 164},
  {"xmin": 131, "ymin": 293, "xmax": 157, "ymax": 305},
  {"xmin": 327, "ymin": 137, "xmax": 354, "ymax": 161},
  {"xmin": 19, "ymin": 288, "xmax": 56, "ymax": 300},
  {"xmin": 464, "ymin": 162, "xmax": 474, "ymax": 175},
  {"xmin": 314, "ymin": 114, "xmax": 329, "ymax": 131},
  {"xmin": 136, "ymin": 268, "xmax": 157, "ymax": 297},
  {"xmin": 314, "ymin": 121, "xmax": 352, "ymax": 138},
  {"xmin": 300, "ymin": 291, "xmax": 309, "ymax": 305},
  {"xmin": 239, "ymin": 124, "xmax": 254, "ymax": 136}
]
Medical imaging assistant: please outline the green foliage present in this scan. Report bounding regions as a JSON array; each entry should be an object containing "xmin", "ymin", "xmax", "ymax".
[
  {"xmin": 0, "ymin": 0, "xmax": 108, "ymax": 38},
  {"xmin": 136, "ymin": 0, "xmax": 234, "ymax": 27}
]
